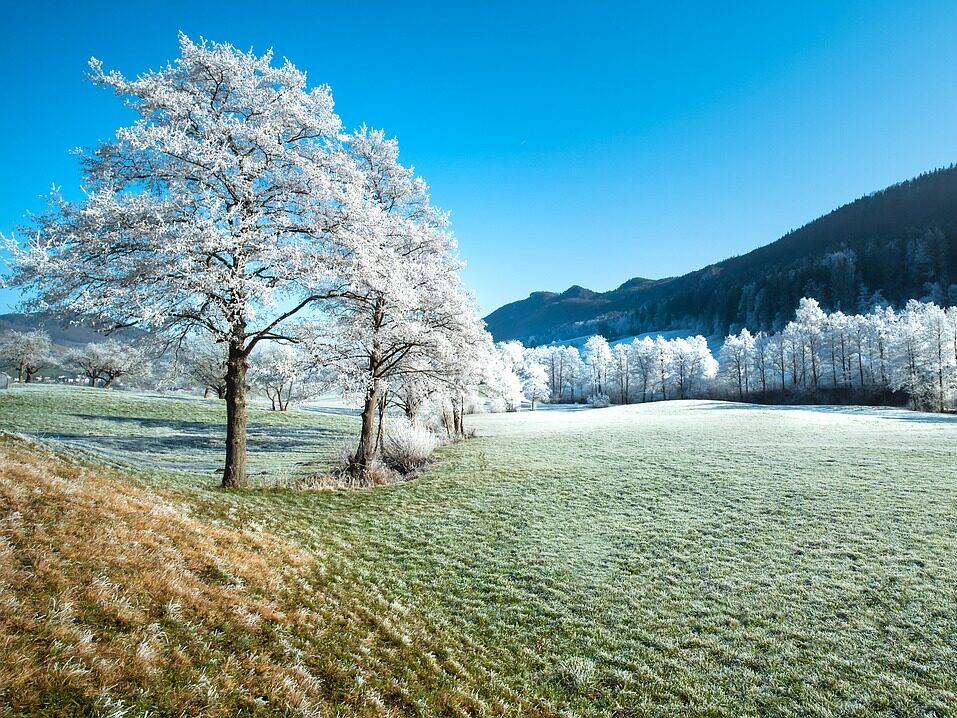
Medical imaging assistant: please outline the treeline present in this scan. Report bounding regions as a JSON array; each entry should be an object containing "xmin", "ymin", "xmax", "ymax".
[{"xmin": 497, "ymin": 297, "xmax": 957, "ymax": 413}]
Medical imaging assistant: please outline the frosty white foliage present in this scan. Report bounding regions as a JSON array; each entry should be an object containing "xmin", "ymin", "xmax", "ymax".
[
  {"xmin": 490, "ymin": 341, "xmax": 531, "ymax": 411},
  {"xmin": 0, "ymin": 329, "xmax": 52, "ymax": 383},
  {"xmin": 6, "ymin": 34, "xmax": 354, "ymax": 347},
  {"xmin": 519, "ymin": 361, "xmax": 551, "ymax": 409},
  {"xmin": 174, "ymin": 339, "xmax": 228, "ymax": 398},
  {"xmin": 583, "ymin": 335, "xmax": 611, "ymax": 397},
  {"xmin": 521, "ymin": 296, "xmax": 957, "ymax": 412},
  {"xmin": 298, "ymin": 126, "xmax": 495, "ymax": 464},
  {"xmin": 248, "ymin": 342, "xmax": 320, "ymax": 410},
  {"xmin": 65, "ymin": 340, "xmax": 146, "ymax": 387},
  {"xmin": 670, "ymin": 335, "xmax": 718, "ymax": 399},
  {"xmin": 522, "ymin": 332, "xmax": 716, "ymax": 405},
  {"xmin": 719, "ymin": 328, "xmax": 755, "ymax": 400}
]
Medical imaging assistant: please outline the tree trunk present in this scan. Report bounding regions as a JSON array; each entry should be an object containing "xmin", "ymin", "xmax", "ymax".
[
  {"xmin": 222, "ymin": 344, "xmax": 250, "ymax": 488},
  {"xmin": 374, "ymin": 391, "xmax": 387, "ymax": 452},
  {"xmin": 17, "ymin": 363, "xmax": 25, "ymax": 384},
  {"xmin": 453, "ymin": 394, "xmax": 464, "ymax": 437},
  {"xmin": 353, "ymin": 298, "xmax": 385, "ymax": 477},
  {"xmin": 352, "ymin": 380, "xmax": 378, "ymax": 474}
]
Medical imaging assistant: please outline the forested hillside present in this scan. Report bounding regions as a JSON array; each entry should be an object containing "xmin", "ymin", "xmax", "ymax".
[{"xmin": 485, "ymin": 165, "xmax": 957, "ymax": 344}]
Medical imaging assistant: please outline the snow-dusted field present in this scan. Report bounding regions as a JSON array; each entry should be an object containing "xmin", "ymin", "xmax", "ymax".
[{"xmin": 1, "ymin": 386, "xmax": 956, "ymax": 715}]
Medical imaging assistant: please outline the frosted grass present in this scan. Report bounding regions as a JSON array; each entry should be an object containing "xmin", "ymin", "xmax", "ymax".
[{"xmin": 2, "ymin": 386, "xmax": 956, "ymax": 715}]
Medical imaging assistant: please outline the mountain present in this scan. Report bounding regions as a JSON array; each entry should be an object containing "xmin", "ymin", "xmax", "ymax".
[
  {"xmin": 0, "ymin": 312, "xmax": 142, "ymax": 349},
  {"xmin": 485, "ymin": 165, "xmax": 957, "ymax": 344}
]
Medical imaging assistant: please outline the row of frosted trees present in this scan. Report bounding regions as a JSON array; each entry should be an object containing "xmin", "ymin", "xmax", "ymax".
[
  {"xmin": 721, "ymin": 297, "xmax": 957, "ymax": 411},
  {"xmin": 494, "ymin": 297, "xmax": 957, "ymax": 412},
  {"xmin": 494, "ymin": 334, "xmax": 718, "ymax": 407}
]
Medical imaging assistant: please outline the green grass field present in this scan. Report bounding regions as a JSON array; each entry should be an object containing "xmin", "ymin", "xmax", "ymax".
[{"xmin": 1, "ymin": 384, "xmax": 956, "ymax": 716}]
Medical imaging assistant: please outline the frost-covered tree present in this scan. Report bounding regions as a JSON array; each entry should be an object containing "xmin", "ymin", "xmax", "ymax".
[
  {"xmin": 390, "ymin": 373, "xmax": 441, "ymax": 423},
  {"xmin": 0, "ymin": 329, "xmax": 52, "ymax": 383},
  {"xmin": 824, "ymin": 311, "xmax": 853, "ymax": 389},
  {"xmin": 493, "ymin": 341, "xmax": 530, "ymax": 411},
  {"xmin": 781, "ymin": 322, "xmax": 805, "ymax": 388},
  {"xmin": 751, "ymin": 332, "xmax": 775, "ymax": 393},
  {"xmin": 768, "ymin": 333, "xmax": 788, "ymax": 391},
  {"xmin": 720, "ymin": 328, "xmax": 755, "ymax": 400},
  {"xmin": 870, "ymin": 305, "xmax": 896, "ymax": 389},
  {"xmin": 4, "ymin": 36, "xmax": 363, "ymax": 487},
  {"xmin": 65, "ymin": 340, "xmax": 144, "ymax": 388},
  {"xmin": 518, "ymin": 357, "xmax": 550, "ymax": 410},
  {"xmin": 890, "ymin": 301, "xmax": 933, "ymax": 409},
  {"xmin": 793, "ymin": 298, "xmax": 827, "ymax": 388},
  {"xmin": 530, "ymin": 345, "xmax": 573, "ymax": 402},
  {"xmin": 178, "ymin": 339, "xmax": 228, "ymax": 399},
  {"xmin": 249, "ymin": 343, "xmax": 318, "ymax": 411},
  {"xmin": 435, "ymin": 315, "xmax": 497, "ymax": 439},
  {"xmin": 848, "ymin": 314, "xmax": 871, "ymax": 387},
  {"xmin": 629, "ymin": 337, "xmax": 657, "ymax": 402},
  {"xmin": 562, "ymin": 346, "xmax": 585, "ymax": 402},
  {"xmin": 610, "ymin": 343, "xmax": 631, "ymax": 403},
  {"xmin": 670, "ymin": 336, "xmax": 718, "ymax": 399},
  {"xmin": 310, "ymin": 128, "xmax": 487, "ymax": 476},
  {"xmin": 652, "ymin": 337, "xmax": 673, "ymax": 400},
  {"xmin": 584, "ymin": 335, "xmax": 611, "ymax": 399},
  {"xmin": 920, "ymin": 302, "xmax": 952, "ymax": 412}
]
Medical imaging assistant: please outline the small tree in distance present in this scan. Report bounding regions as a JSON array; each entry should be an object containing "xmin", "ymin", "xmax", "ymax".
[
  {"xmin": 177, "ymin": 340, "xmax": 228, "ymax": 399},
  {"xmin": 249, "ymin": 343, "xmax": 318, "ymax": 411},
  {"xmin": 0, "ymin": 329, "xmax": 52, "ymax": 383},
  {"xmin": 65, "ymin": 340, "xmax": 145, "ymax": 388}
]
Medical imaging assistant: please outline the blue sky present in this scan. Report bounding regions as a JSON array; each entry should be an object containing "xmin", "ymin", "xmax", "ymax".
[{"xmin": 2, "ymin": 1, "xmax": 957, "ymax": 314}]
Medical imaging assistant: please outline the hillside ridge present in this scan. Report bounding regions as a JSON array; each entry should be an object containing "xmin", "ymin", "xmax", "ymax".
[{"xmin": 485, "ymin": 164, "xmax": 957, "ymax": 344}]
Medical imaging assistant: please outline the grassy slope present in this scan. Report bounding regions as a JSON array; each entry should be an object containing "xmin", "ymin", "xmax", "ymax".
[
  {"xmin": 1, "ymin": 385, "xmax": 956, "ymax": 716},
  {"xmin": 0, "ymin": 435, "xmax": 551, "ymax": 717}
]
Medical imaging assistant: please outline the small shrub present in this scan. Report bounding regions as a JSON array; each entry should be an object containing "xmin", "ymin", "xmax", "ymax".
[
  {"xmin": 487, "ymin": 396, "xmax": 507, "ymax": 413},
  {"xmin": 382, "ymin": 419, "xmax": 439, "ymax": 473},
  {"xmin": 586, "ymin": 393, "xmax": 610, "ymax": 408}
]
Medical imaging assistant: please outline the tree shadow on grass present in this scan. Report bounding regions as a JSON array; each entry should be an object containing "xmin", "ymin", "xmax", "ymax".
[
  {"xmin": 301, "ymin": 405, "xmax": 363, "ymax": 417},
  {"xmin": 69, "ymin": 413, "xmax": 218, "ymax": 434},
  {"xmin": 69, "ymin": 413, "xmax": 348, "ymax": 438},
  {"xmin": 52, "ymin": 429, "xmax": 345, "ymax": 453},
  {"xmin": 44, "ymin": 415, "xmax": 352, "ymax": 476}
]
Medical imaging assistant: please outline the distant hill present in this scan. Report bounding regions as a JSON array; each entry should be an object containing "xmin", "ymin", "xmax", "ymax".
[
  {"xmin": 485, "ymin": 165, "xmax": 957, "ymax": 344},
  {"xmin": 0, "ymin": 313, "xmax": 142, "ymax": 349}
]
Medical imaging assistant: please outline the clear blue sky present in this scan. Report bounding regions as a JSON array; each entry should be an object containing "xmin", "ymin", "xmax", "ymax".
[{"xmin": 3, "ymin": 1, "xmax": 957, "ymax": 314}]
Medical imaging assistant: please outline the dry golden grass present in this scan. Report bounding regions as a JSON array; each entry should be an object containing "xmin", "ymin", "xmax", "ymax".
[{"xmin": 0, "ymin": 436, "xmax": 556, "ymax": 717}]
